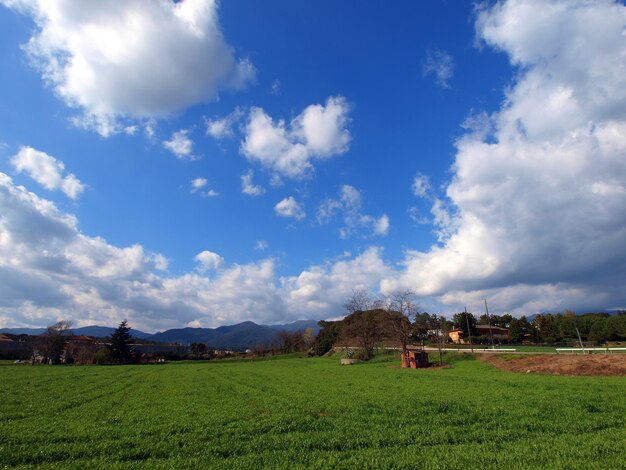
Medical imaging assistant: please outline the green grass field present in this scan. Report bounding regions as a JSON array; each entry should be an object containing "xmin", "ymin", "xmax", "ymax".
[
  {"xmin": 439, "ymin": 344, "xmax": 626, "ymax": 353},
  {"xmin": 1, "ymin": 354, "xmax": 625, "ymax": 469}
]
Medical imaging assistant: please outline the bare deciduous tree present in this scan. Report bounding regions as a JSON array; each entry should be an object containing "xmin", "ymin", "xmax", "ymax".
[
  {"xmin": 341, "ymin": 310, "xmax": 384, "ymax": 359},
  {"xmin": 384, "ymin": 290, "xmax": 419, "ymax": 362},
  {"xmin": 342, "ymin": 289, "xmax": 383, "ymax": 359},
  {"xmin": 38, "ymin": 320, "xmax": 72, "ymax": 364},
  {"xmin": 429, "ymin": 314, "xmax": 449, "ymax": 366},
  {"xmin": 275, "ymin": 329, "xmax": 306, "ymax": 353},
  {"xmin": 302, "ymin": 327, "xmax": 316, "ymax": 351},
  {"xmin": 344, "ymin": 288, "xmax": 372, "ymax": 314}
]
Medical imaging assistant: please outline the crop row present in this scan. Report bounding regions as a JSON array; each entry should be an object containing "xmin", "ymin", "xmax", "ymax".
[{"xmin": 0, "ymin": 355, "xmax": 624, "ymax": 468}]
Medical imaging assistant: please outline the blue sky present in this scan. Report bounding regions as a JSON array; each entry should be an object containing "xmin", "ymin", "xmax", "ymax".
[{"xmin": 0, "ymin": 0, "xmax": 625, "ymax": 331}]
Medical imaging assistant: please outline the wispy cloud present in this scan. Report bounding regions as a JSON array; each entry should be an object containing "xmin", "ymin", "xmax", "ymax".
[
  {"xmin": 190, "ymin": 177, "xmax": 218, "ymax": 197},
  {"xmin": 205, "ymin": 107, "xmax": 244, "ymax": 140},
  {"xmin": 317, "ymin": 185, "xmax": 389, "ymax": 238},
  {"xmin": 422, "ymin": 49, "xmax": 454, "ymax": 88}
]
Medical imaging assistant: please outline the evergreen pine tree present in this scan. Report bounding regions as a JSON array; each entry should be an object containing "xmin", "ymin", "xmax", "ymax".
[{"xmin": 108, "ymin": 320, "xmax": 135, "ymax": 364}]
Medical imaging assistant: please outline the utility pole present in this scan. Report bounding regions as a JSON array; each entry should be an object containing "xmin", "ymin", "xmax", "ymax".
[
  {"xmin": 464, "ymin": 307, "xmax": 473, "ymax": 353},
  {"xmin": 484, "ymin": 299, "xmax": 495, "ymax": 350},
  {"xmin": 574, "ymin": 323, "xmax": 585, "ymax": 354}
]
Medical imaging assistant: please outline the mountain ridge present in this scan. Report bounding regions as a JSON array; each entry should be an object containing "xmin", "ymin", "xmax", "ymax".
[{"xmin": 0, "ymin": 320, "xmax": 320, "ymax": 349}]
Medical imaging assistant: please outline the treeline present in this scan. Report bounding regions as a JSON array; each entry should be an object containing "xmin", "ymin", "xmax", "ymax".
[
  {"xmin": 248, "ymin": 328, "xmax": 317, "ymax": 357},
  {"xmin": 525, "ymin": 311, "xmax": 626, "ymax": 344},
  {"xmin": 310, "ymin": 290, "xmax": 626, "ymax": 358},
  {"xmin": 7, "ymin": 305, "xmax": 625, "ymax": 365},
  {"xmin": 454, "ymin": 310, "xmax": 626, "ymax": 344},
  {"xmin": 438, "ymin": 310, "xmax": 626, "ymax": 344}
]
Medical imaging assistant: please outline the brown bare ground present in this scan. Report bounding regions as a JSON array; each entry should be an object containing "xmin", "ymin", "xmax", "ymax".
[{"xmin": 479, "ymin": 353, "xmax": 626, "ymax": 376}]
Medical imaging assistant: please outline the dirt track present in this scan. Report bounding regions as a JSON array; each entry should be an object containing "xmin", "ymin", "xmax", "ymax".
[{"xmin": 480, "ymin": 353, "xmax": 626, "ymax": 376}]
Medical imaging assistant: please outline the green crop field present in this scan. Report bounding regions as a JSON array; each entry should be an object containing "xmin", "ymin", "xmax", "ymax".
[{"xmin": 1, "ymin": 354, "xmax": 625, "ymax": 469}]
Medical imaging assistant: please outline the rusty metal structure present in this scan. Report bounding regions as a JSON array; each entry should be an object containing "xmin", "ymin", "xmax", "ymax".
[{"xmin": 401, "ymin": 348, "xmax": 430, "ymax": 369}]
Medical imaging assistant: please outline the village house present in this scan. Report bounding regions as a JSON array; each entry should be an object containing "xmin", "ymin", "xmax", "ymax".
[
  {"xmin": 448, "ymin": 325, "xmax": 509, "ymax": 344},
  {"xmin": 63, "ymin": 335, "xmax": 101, "ymax": 364}
]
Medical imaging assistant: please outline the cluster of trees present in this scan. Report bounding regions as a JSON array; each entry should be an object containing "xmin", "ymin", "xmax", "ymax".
[
  {"xmin": 529, "ymin": 311, "xmax": 626, "ymax": 344},
  {"xmin": 446, "ymin": 310, "xmax": 626, "ymax": 344},
  {"xmin": 311, "ymin": 291, "xmax": 626, "ymax": 360},
  {"xmin": 312, "ymin": 289, "xmax": 449, "ymax": 363},
  {"xmin": 36, "ymin": 320, "xmax": 137, "ymax": 365},
  {"xmin": 248, "ymin": 328, "xmax": 317, "ymax": 357},
  {"xmin": 37, "ymin": 320, "xmax": 73, "ymax": 364},
  {"xmin": 274, "ymin": 328, "xmax": 316, "ymax": 354}
]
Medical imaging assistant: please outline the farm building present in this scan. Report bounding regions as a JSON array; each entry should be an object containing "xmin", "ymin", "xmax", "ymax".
[
  {"xmin": 63, "ymin": 335, "xmax": 101, "ymax": 364},
  {"xmin": 448, "ymin": 325, "xmax": 509, "ymax": 344},
  {"xmin": 448, "ymin": 329, "xmax": 464, "ymax": 343},
  {"xmin": 401, "ymin": 349, "xmax": 430, "ymax": 369},
  {"xmin": 476, "ymin": 325, "xmax": 509, "ymax": 340},
  {"xmin": 0, "ymin": 335, "xmax": 33, "ymax": 360}
]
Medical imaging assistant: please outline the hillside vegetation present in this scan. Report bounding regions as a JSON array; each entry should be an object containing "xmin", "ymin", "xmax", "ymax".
[{"xmin": 1, "ymin": 355, "xmax": 625, "ymax": 469}]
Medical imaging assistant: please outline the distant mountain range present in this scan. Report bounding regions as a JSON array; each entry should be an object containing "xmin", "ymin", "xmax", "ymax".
[
  {"xmin": 0, "ymin": 320, "xmax": 320, "ymax": 349},
  {"xmin": 0, "ymin": 326, "xmax": 152, "ymax": 339}
]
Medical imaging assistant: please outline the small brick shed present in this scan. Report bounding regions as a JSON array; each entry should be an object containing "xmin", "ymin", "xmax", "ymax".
[{"xmin": 401, "ymin": 348, "xmax": 430, "ymax": 369}]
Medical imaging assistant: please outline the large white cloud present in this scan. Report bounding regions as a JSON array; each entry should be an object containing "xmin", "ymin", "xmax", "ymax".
[
  {"xmin": 282, "ymin": 247, "xmax": 390, "ymax": 315},
  {"xmin": 383, "ymin": 0, "xmax": 626, "ymax": 314},
  {"xmin": 241, "ymin": 96, "xmax": 351, "ymax": 178},
  {"xmin": 10, "ymin": 146, "xmax": 85, "ymax": 199},
  {"xmin": 2, "ymin": 0, "xmax": 254, "ymax": 136},
  {"xmin": 0, "ymin": 173, "xmax": 391, "ymax": 330}
]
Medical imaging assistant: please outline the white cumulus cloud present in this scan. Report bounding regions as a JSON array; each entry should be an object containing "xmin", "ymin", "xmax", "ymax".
[
  {"xmin": 240, "ymin": 169, "xmax": 265, "ymax": 196},
  {"xmin": 10, "ymin": 146, "xmax": 85, "ymax": 199},
  {"xmin": 412, "ymin": 172, "xmax": 432, "ymax": 198},
  {"xmin": 373, "ymin": 214, "xmax": 390, "ymax": 236},
  {"xmin": 190, "ymin": 177, "xmax": 207, "ymax": 193},
  {"xmin": 3, "ymin": 0, "xmax": 255, "ymax": 136},
  {"xmin": 282, "ymin": 247, "xmax": 390, "ymax": 315},
  {"xmin": 194, "ymin": 250, "xmax": 224, "ymax": 272},
  {"xmin": 382, "ymin": 0, "xmax": 626, "ymax": 315},
  {"xmin": 205, "ymin": 107, "xmax": 243, "ymax": 140},
  {"xmin": 190, "ymin": 177, "xmax": 218, "ymax": 197},
  {"xmin": 163, "ymin": 130, "xmax": 195, "ymax": 159},
  {"xmin": 274, "ymin": 196, "xmax": 305, "ymax": 221},
  {"xmin": 0, "ymin": 172, "xmax": 394, "ymax": 330},
  {"xmin": 241, "ymin": 96, "xmax": 350, "ymax": 178}
]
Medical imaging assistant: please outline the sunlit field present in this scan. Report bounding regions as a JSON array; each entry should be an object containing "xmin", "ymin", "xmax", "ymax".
[{"xmin": 1, "ymin": 355, "xmax": 625, "ymax": 469}]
